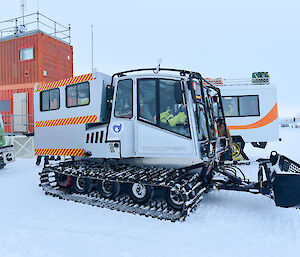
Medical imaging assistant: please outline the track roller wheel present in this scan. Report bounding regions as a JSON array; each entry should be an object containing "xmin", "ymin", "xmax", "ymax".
[
  {"xmin": 55, "ymin": 173, "xmax": 72, "ymax": 187},
  {"xmin": 97, "ymin": 180, "xmax": 120, "ymax": 199},
  {"xmin": 129, "ymin": 183, "xmax": 153, "ymax": 204},
  {"xmin": 165, "ymin": 188, "xmax": 185, "ymax": 211},
  {"xmin": 72, "ymin": 176, "xmax": 92, "ymax": 194}
]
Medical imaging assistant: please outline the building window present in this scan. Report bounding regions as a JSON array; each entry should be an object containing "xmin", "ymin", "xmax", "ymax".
[
  {"xmin": 66, "ymin": 82, "xmax": 90, "ymax": 108},
  {"xmin": 20, "ymin": 47, "xmax": 34, "ymax": 61},
  {"xmin": 0, "ymin": 100, "xmax": 11, "ymax": 112},
  {"xmin": 222, "ymin": 95, "xmax": 260, "ymax": 117},
  {"xmin": 114, "ymin": 79, "xmax": 133, "ymax": 118},
  {"xmin": 40, "ymin": 89, "xmax": 60, "ymax": 111}
]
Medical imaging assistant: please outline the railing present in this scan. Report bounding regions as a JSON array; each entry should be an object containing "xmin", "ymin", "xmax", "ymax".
[
  {"xmin": 0, "ymin": 12, "xmax": 71, "ymax": 44},
  {"xmin": 204, "ymin": 77, "xmax": 270, "ymax": 86},
  {"xmin": 2, "ymin": 114, "xmax": 34, "ymax": 135}
]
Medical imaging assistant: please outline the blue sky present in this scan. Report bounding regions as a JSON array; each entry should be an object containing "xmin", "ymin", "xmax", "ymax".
[{"xmin": 1, "ymin": 0, "xmax": 300, "ymax": 117}]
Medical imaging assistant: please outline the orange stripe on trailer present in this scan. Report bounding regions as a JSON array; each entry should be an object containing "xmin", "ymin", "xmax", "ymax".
[
  {"xmin": 228, "ymin": 103, "xmax": 278, "ymax": 130},
  {"xmin": 35, "ymin": 115, "xmax": 97, "ymax": 127},
  {"xmin": 35, "ymin": 149, "xmax": 85, "ymax": 156},
  {"xmin": 35, "ymin": 73, "xmax": 95, "ymax": 92}
]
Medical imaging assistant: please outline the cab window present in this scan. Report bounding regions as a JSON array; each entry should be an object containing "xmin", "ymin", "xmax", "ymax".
[
  {"xmin": 40, "ymin": 88, "xmax": 60, "ymax": 111},
  {"xmin": 138, "ymin": 78, "xmax": 190, "ymax": 138},
  {"xmin": 66, "ymin": 82, "xmax": 90, "ymax": 108},
  {"xmin": 114, "ymin": 79, "xmax": 133, "ymax": 118}
]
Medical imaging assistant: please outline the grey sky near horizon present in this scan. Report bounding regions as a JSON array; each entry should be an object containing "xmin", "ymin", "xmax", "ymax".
[{"xmin": 1, "ymin": 0, "xmax": 299, "ymax": 117}]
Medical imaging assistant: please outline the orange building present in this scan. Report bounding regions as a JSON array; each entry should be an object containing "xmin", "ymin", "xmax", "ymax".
[{"xmin": 0, "ymin": 12, "xmax": 73, "ymax": 133}]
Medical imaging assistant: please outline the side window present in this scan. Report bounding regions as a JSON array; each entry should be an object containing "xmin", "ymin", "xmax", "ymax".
[
  {"xmin": 222, "ymin": 96, "xmax": 239, "ymax": 117},
  {"xmin": 138, "ymin": 79, "xmax": 190, "ymax": 137},
  {"xmin": 40, "ymin": 89, "xmax": 60, "ymax": 111},
  {"xmin": 239, "ymin": 96, "xmax": 259, "ymax": 116},
  {"xmin": 41, "ymin": 91, "xmax": 50, "ymax": 111},
  {"xmin": 222, "ymin": 95, "xmax": 259, "ymax": 117},
  {"xmin": 114, "ymin": 79, "xmax": 133, "ymax": 118},
  {"xmin": 66, "ymin": 82, "xmax": 90, "ymax": 108}
]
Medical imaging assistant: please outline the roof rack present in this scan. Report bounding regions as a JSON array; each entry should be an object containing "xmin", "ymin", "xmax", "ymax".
[
  {"xmin": 203, "ymin": 77, "xmax": 270, "ymax": 86},
  {"xmin": 114, "ymin": 68, "xmax": 193, "ymax": 77},
  {"xmin": 0, "ymin": 12, "xmax": 71, "ymax": 44}
]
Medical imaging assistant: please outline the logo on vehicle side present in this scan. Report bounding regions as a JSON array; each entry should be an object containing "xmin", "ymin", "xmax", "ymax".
[{"xmin": 113, "ymin": 123, "xmax": 123, "ymax": 134}]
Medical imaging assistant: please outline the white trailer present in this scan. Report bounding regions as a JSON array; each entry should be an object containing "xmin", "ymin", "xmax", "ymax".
[{"xmin": 205, "ymin": 75, "xmax": 279, "ymax": 160}]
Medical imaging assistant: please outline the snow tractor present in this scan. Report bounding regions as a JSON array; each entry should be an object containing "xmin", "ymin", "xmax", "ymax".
[
  {"xmin": 0, "ymin": 114, "xmax": 15, "ymax": 169},
  {"xmin": 35, "ymin": 68, "xmax": 300, "ymax": 221}
]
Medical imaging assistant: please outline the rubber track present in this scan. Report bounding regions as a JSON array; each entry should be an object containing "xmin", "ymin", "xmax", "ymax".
[{"xmin": 39, "ymin": 161, "xmax": 206, "ymax": 222}]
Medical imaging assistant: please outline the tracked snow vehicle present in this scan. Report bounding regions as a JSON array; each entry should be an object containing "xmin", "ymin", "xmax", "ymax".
[{"xmin": 35, "ymin": 68, "xmax": 300, "ymax": 221}]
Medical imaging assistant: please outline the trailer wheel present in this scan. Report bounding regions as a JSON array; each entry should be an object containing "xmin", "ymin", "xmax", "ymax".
[
  {"xmin": 165, "ymin": 188, "xmax": 185, "ymax": 211},
  {"xmin": 130, "ymin": 183, "xmax": 153, "ymax": 204},
  {"xmin": 98, "ymin": 180, "xmax": 120, "ymax": 199},
  {"xmin": 231, "ymin": 142, "xmax": 242, "ymax": 161},
  {"xmin": 55, "ymin": 173, "xmax": 72, "ymax": 187},
  {"xmin": 72, "ymin": 176, "xmax": 92, "ymax": 194}
]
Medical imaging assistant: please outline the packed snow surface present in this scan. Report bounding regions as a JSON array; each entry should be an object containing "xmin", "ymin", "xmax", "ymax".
[{"xmin": 0, "ymin": 128, "xmax": 299, "ymax": 257}]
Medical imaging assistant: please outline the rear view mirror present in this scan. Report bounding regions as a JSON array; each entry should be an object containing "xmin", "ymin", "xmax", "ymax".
[{"xmin": 174, "ymin": 82, "xmax": 183, "ymax": 104}]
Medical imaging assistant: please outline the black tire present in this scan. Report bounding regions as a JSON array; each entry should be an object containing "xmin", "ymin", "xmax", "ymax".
[
  {"xmin": 165, "ymin": 188, "xmax": 185, "ymax": 211},
  {"xmin": 129, "ymin": 183, "xmax": 153, "ymax": 204},
  {"xmin": 0, "ymin": 157, "xmax": 5, "ymax": 169},
  {"xmin": 97, "ymin": 180, "xmax": 120, "ymax": 199},
  {"xmin": 72, "ymin": 176, "xmax": 92, "ymax": 194},
  {"xmin": 36, "ymin": 156, "xmax": 42, "ymax": 166},
  {"xmin": 55, "ymin": 173, "xmax": 72, "ymax": 187}
]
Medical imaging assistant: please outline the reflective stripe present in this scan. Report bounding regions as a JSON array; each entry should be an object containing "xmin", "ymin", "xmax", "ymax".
[
  {"xmin": 35, "ymin": 73, "xmax": 95, "ymax": 92},
  {"xmin": 36, "ymin": 115, "xmax": 97, "ymax": 127},
  {"xmin": 35, "ymin": 149, "xmax": 85, "ymax": 156}
]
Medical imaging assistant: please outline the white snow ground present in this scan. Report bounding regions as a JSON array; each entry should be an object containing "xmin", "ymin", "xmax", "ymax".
[{"xmin": 0, "ymin": 128, "xmax": 299, "ymax": 257}]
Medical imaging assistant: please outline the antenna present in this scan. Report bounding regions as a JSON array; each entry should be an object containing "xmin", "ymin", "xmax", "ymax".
[
  {"xmin": 91, "ymin": 24, "xmax": 94, "ymax": 71},
  {"xmin": 154, "ymin": 58, "xmax": 163, "ymax": 74},
  {"xmin": 20, "ymin": 0, "xmax": 26, "ymax": 26}
]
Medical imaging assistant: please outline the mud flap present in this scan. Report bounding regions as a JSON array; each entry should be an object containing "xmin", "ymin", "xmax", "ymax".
[{"xmin": 273, "ymin": 173, "xmax": 300, "ymax": 207}]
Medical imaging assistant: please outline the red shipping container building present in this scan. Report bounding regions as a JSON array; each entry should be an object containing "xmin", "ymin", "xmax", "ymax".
[{"xmin": 0, "ymin": 13, "xmax": 73, "ymax": 133}]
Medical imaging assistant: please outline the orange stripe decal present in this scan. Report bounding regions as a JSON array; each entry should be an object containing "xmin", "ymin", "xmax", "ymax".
[
  {"xmin": 35, "ymin": 115, "xmax": 97, "ymax": 128},
  {"xmin": 35, "ymin": 149, "xmax": 85, "ymax": 156},
  {"xmin": 35, "ymin": 73, "xmax": 95, "ymax": 92},
  {"xmin": 228, "ymin": 103, "xmax": 278, "ymax": 130}
]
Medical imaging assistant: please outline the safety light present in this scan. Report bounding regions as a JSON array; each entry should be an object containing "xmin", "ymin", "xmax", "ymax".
[{"xmin": 192, "ymin": 81, "xmax": 197, "ymax": 91}]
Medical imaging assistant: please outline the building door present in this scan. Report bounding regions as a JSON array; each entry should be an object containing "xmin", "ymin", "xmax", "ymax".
[{"xmin": 13, "ymin": 92, "xmax": 28, "ymax": 132}]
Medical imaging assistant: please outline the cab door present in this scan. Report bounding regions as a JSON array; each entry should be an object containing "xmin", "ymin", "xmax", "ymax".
[
  {"xmin": 107, "ymin": 78, "xmax": 135, "ymax": 158},
  {"xmin": 135, "ymin": 78, "xmax": 197, "ymax": 158}
]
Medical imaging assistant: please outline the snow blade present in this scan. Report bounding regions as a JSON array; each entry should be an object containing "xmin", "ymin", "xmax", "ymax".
[
  {"xmin": 273, "ymin": 174, "xmax": 300, "ymax": 207},
  {"xmin": 271, "ymin": 152, "xmax": 300, "ymax": 207}
]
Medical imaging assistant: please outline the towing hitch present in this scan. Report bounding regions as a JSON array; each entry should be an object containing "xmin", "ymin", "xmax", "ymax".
[{"xmin": 214, "ymin": 151, "xmax": 300, "ymax": 208}]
